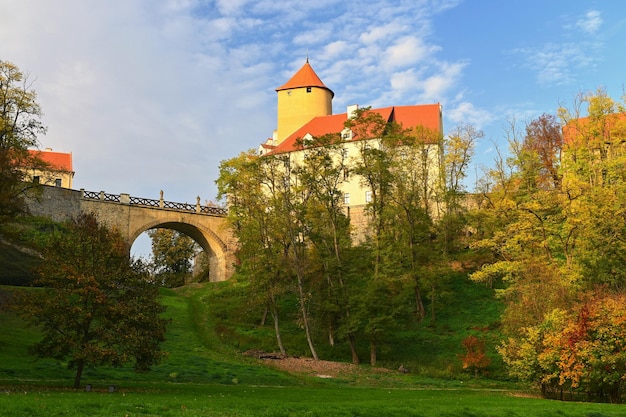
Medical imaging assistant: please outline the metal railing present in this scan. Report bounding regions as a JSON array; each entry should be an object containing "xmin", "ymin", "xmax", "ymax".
[{"xmin": 80, "ymin": 189, "xmax": 227, "ymax": 216}]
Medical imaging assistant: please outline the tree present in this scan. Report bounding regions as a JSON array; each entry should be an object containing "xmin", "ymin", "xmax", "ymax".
[
  {"xmin": 460, "ymin": 335, "xmax": 491, "ymax": 376},
  {"xmin": 501, "ymin": 292, "xmax": 626, "ymax": 403},
  {"xmin": 295, "ymin": 133, "xmax": 360, "ymax": 363},
  {"xmin": 474, "ymin": 91, "xmax": 626, "ymax": 402},
  {"xmin": 0, "ymin": 60, "xmax": 47, "ymax": 222},
  {"xmin": 148, "ymin": 228, "xmax": 198, "ymax": 287},
  {"xmin": 11, "ymin": 213, "xmax": 168, "ymax": 389},
  {"xmin": 217, "ymin": 150, "xmax": 290, "ymax": 356}
]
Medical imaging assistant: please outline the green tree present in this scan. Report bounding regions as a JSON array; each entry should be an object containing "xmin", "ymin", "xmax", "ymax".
[
  {"xmin": 11, "ymin": 213, "xmax": 168, "ymax": 389},
  {"xmin": 295, "ymin": 133, "xmax": 360, "ymax": 363},
  {"xmin": 148, "ymin": 228, "xmax": 198, "ymax": 287},
  {"xmin": 0, "ymin": 60, "xmax": 47, "ymax": 222},
  {"xmin": 217, "ymin": 150, "xmax": 290, "ymax": 355}
]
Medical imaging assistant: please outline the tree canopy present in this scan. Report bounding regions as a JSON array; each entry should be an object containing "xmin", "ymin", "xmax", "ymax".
[
  {"xmin": 148, "ymin": 228, "xmax": 200, "ymax": 287},
  {"xmin": 11, "ymin": 213, "xmax": 169, "ymax": 389},
  {"xmin": 470, "ymin": 89, "xmax": 626, "ymax": 402},
  {"xmin": 217, "ymin": 108, "xmax": 471, "ymax": 367},
  {"xmin": 0, "ymin": 60, "xmax": 47, "ymax": 222}
]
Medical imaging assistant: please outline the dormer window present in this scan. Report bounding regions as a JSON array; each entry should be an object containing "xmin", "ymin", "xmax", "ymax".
[{"xmin": 341, "ymin": 128, "xmax": 352, "ymax": 141}]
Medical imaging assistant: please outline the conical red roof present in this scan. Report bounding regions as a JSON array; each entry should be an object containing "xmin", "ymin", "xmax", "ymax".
[{"xmin": 276, "ymin": 60, "xmax": 334, "ymax": 97}]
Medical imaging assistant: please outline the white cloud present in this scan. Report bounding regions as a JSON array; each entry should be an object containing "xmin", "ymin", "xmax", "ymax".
[
  {"xmin": 359, "ymin": 23, "xmax": 404, "ymax": 45},
  {"xmin": 383, "ymin": 36, "xmax": 440, "ymax": 70},
  {"xmin": 575, "ymin": 10, "xmax": 602, "ymax": 34},
  {"xmin": 0, "ymin": 0, "xmax": 473, "ymax": 210},
  {"xmin": 322, "ymin": 41, "xmax": 350, "ymax": 59},
  {"xmin": 446, "ymin": 101, "xmax": 493, "ymax": 128},
  {"xmin": 216, "ymin": 0, "xmax": 249, "ymax": 16},
  {"xmin": 514, "ymin": 42, "xmax": 600, "ymax": 85}
]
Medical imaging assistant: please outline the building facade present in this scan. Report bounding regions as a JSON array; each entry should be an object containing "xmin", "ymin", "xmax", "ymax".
[
  {"xmin": 259, "ymin": 61, "xmax": 444, "ymax": 233},
  {"xmin": 24, "ymin": 148, "xmax": 74, "ymax": 188}
]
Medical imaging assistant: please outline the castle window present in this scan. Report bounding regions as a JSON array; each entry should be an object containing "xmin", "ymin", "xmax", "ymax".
[
  {"xmin": 343, "ymin": 193, "xmax": 350, "ymax": 205},
  {"xmin": 343, "ymin": 168, "xmax": 349, "ymax": 180},
  {"xmin": 33, "ymin": 176, "xmax": 40, "ymax": 184},
  {"xmin": 365, "ymin": 191, "xmax": 372, "ymax": 203},
  {"xmin": 306, "ymin": 87, "xmax": 312, "ymax": 93},
  {"xmin": 55, "ymin": 178, "xmax": 62, "ymax": 187}
]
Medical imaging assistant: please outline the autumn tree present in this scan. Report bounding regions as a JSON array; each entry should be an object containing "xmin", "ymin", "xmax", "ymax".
[
  {"xmin": 460, "ymin": 335, "xmax": 491, "ymax": 376},
  {"xmin": 11, "ymin": 213, "xmax": 168, "ymax": 389},
  {"xmin": 439, "ymin": 123, "xmax": 479, "ymax": 252},
  {"xmin": 0, "ymin": 60, "xmax": 47, "ymax": 222},
  {"xmin": 559, "ymin": 89, "xmax": 626, "ymax": 291},
  {"xmin": 501, "ymin": 292, "xmax": 626, "ymax": 402},
  {"xmin": 148, "ymin": 228, "xmax": 198, "ymax": 287},
  {"xmin": 475, "ymin": 90, "xmax": 626, "ymax": 401}
]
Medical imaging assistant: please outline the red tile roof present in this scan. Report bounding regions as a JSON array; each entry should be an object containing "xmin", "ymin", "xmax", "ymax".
[
  {"xmin": 28, "ymin": 149, "xmax": 73, "ymax": 171},
  {"xmin": 269, "ymin": 104, "xmax": 442, "ymax": 154},
  {"xmin": 276, "ymin": 61, "xmax": 334, "ymax": 97},
  {"xmin": 562, "ymin": 113, "xmax": 626, "ymax": 146}
]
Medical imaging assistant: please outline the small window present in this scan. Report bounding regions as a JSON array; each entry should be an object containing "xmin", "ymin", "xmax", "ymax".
[
  {"xmin": 343, "ymin": 193, "xmax": 350, "ymax": 205},
  {"xmin": 55, "ymin": 178, "xmax": 62, "ymax": 187},
  {"xmin": 365, "ymin": 191, "xmax": 372, "ymax": 203},
  {"xmin": 306, "ymin": 87, "xmax": 312, "ymax": 93},
  {"xmin": 343, "ymin": 168, "xmax": 349, "ymax": 180},
  {"xmin": 342, "ymin": 148, "xmax": 349, "ymax": 159},
  {"xmin": 33, "ymin": 176, "xmax": 40, "ymax": 184}
]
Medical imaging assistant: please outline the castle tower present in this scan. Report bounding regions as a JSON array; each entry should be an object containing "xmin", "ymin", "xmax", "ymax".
[{"xmin": 275, "ymin": 59, "xmax": 334, "ymax": 144}]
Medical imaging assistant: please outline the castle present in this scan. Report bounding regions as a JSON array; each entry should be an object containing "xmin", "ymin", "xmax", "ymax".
[{"xmin": 258, "ymin": 60, "xmax": 444, "ymax": 229}]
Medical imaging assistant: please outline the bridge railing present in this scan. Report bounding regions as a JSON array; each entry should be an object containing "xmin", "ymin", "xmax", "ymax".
[{"xmin": 80, "ymin": 189, "xmax": 227, "ymax": 216}]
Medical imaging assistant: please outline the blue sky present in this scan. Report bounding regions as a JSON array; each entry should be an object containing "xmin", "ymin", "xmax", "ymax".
[{"xmin": 1, "ymin": 0, "xmax": 624, "ymax": 255}]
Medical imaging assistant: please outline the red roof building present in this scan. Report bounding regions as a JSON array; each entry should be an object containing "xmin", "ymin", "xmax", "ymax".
[
  {"xmin": 268, "ymin": 103, "xmax": 442, "ymax": 155},
  {"xmin": 24, "ymin": 148, "xmax": 74, "ymax": 188},
  {"xmin": 259, "ymin": 60, "xmax": 444, "ymax": 230}
]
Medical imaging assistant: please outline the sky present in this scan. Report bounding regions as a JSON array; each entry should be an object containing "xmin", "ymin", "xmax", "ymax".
[{"xmin": 2, "ymin": 0, "xmax": 625, "ymax": 255}]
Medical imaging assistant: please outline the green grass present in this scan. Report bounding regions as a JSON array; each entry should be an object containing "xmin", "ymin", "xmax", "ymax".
[
  {"xmin": 0, "ymin": 384, "xmax": 624, "ymax": 416},
  {"xmin": 1, "ymin": 277, "xmax": 623, "ymax": 415},
  {"xmin": 195, "ymin": 272, "xmax": 508, "ymax": 379}
]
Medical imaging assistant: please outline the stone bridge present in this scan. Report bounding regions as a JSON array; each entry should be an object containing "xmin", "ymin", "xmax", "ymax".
[{"xmin": 26, "ymin": 186, "xmax": 236, "ymax": 282}]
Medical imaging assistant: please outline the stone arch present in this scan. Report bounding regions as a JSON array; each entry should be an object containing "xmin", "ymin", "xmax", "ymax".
[{"xmin": 129, "ymin": 219, "xmax": 229, "ymax": 282}]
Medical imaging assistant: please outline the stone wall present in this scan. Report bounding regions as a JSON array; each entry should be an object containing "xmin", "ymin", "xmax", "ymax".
[{"xmin": 25, "ymin": 185, "xmax": 83, "ymax": 222}]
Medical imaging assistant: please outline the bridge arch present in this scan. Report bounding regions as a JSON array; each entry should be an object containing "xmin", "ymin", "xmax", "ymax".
[
  {"xmin": 129, "ymin": 218, "xmax": 229, "ymax": 282},
  {"xmin": 25, "ymin": 186, "xmax": 236, "ymax": 282}
]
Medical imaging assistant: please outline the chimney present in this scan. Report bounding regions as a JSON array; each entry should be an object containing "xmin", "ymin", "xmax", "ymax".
[{"xmin": 347, "ymin": 104, "xmax": 359, "ymax": 119}]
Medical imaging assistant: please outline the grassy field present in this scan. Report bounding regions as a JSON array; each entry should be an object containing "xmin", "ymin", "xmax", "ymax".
[
  {"xmin": 2, "ymin": 384, "xmax": 626, "ymax": 417},
  {"xmin": 1, "ymin": 281, "xmax": 625, "ymax": 416}
]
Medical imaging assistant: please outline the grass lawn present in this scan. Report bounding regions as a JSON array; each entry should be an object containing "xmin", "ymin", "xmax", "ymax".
[
  {"xmin": 0, "ymin": 384, "xmax": 624, "ymax": 416},
  {"xmin": 1, "ymin": 283, "xmax": 625, "ymax": 416}
]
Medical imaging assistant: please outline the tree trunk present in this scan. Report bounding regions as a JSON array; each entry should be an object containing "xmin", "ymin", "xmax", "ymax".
[
  {"xmin": 348, "ymin": 334, "xmax": 360, "ymax": 364},
  {"xmin": 370, "ymin": 339, "xmax": 377, "ymax": 366},
  {"xmin": 269, "ymin": 299, "xmax": 286, "ymax": 356},
  {"xmin": 328, "ymin": 324, "xmax": 335, "ymax": 346},
  {"xmin": 296, "ymin": 273, "xmax": 318, "ymax": 360},
  {"xmin": 430, "ymin": 282, "xmax": 436, "ymax": 322},
  {"xmin": 260, "ymin": 305, "xmax": 268, "ymax": 326},
  {"xmin": 414, "ymin": 279, "xmax": 425, "ymax": 320},
  {"xmin": 73, "ymin": 359, "xmax": 85, "ymax": 389}
]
